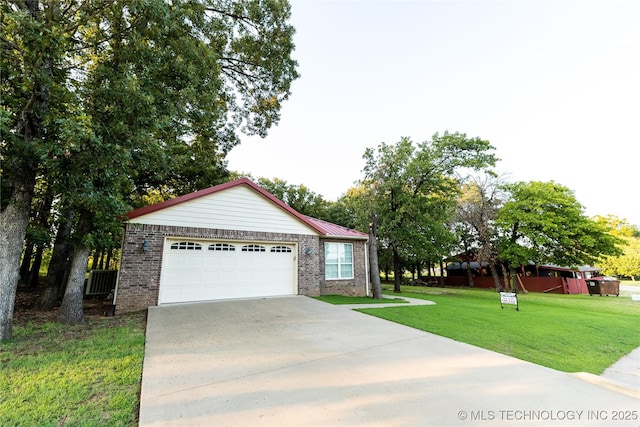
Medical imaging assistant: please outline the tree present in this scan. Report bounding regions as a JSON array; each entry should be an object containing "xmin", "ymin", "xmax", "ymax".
[
  {"xmin": 1, "ymin": 0, "xmax": 298, "ymax": 339},
  {"xmin": 495, "ymin": 181, "xmax": 622, "ymax": 289},
  {"xmin": 256, "ymin": 177, "xmax": 330, "ymax": 219},
  {"xmin": 595, "ymin": 216, "xmax": 640, "ymax": 279},
  {"xmin": 453, "ymin": 173, "xmax": 506, "ymax": 289},
  {"xmin": 360, "ymin": 132, "xmax": 498, "ymax": 293}
]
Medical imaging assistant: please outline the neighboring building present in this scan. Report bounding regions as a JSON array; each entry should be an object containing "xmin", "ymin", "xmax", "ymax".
[
  {"xmin": 445, "ymin": 252, "xmax": 602, "ymax": 294},
  {"xmin": 114, "ymin": 178, "xmax": 369, "ymax": 313}
]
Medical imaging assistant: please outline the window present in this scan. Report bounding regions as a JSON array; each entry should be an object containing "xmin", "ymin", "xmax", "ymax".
[
  {"xmin": 209, "ymin": 243, "xmax": 235, "ymax": 251},
  {"xmin": 242, "ymin": 244, "xmax": 266, "ymax": 252},
  {"xmin": 270, "ymin": 246, "xmax": 292, "ymax": 253},
  {"xmin": 170, "ymin": 241, "xmax": 202, "ymax": 250},
  {"xmin": 324, "ymin": 242, "xmax": 353, "ymax": 280}
]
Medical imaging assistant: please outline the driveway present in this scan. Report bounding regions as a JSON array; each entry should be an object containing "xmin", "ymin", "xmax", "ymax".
[{"xmin": 139, "ymin": 296, "xmax": 639, "ymax": 426}]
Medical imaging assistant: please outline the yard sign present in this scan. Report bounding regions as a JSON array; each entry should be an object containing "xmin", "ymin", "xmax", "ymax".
[{"xmin": 500, "ymin": 291, "xmax": 519, "ymax": 311}]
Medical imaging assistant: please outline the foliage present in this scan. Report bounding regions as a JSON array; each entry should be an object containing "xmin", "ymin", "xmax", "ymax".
[
  {"xmin": 495, "ymin": 181, "xmax": 622, "ymax": 271},
  {"xmin": 595, "ymin": 216, "xmax": 640, "ymax": 278},
  {"xmin": 454, "ymin": 174, "xmax": 504, "ymax": 251},
  {"xmin": 0, "ymin": 313, "xmax": 146, "ymax": 426},
  {"xmin": 359, "ymin": 132, "xmax": 498, "ymax": 291},
  {"xmin": 359, "ymin": 286, "xmax": 640, "ymax": 374},
  {"xmin": 256, "ymin": 177, "xmax": 331, "ymax": 219},
  {"xmin": 1, "ymin": 0, "xmax": 299, "ymax": 336}
]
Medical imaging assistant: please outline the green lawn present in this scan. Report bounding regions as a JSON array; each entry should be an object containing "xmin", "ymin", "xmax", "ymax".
[
  {"xmin": 355, "ymin": 286, "xmax": 640, "ymax": 374},
  {"xmin": 0, "ymin": 312, "xmax": 146, "ymax": 427}
]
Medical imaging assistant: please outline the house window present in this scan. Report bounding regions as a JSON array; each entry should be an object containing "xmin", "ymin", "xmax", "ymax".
[
  {"xmin": 209, "ymin": 243, "xmax": 235, "ymax": 251},
  {"xmin": 242, "ymin": 244, "xmax": 266, "ymax": 252},
  {"xmin": 170, "ymin": 241, "xmax": 202, "ymax": 250},
  {"xmin": 270, "ymin": 246, "xmax": 292, "ymax": 253},
  {"xmin": 324, "ymin": 242, "xmax": 353, "ymax": 280}
]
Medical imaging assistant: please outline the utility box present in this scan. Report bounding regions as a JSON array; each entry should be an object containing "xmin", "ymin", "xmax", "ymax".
[{"xmin": 585, "ymin": 279, "xmax": 620, "ymax": 296}]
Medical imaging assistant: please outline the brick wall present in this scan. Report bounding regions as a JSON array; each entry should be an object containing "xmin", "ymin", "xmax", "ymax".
[
  {"xmin": 116, "ymin": 223, "xmax": 363, "ymax": 313},
  {"xmin": 318, "ymin": 238, "xmax": 369, "ymax": 297}
]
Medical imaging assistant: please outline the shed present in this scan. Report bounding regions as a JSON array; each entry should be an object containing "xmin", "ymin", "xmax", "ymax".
[{"xmin": 114, "ymin": 178, "xmax": 369, "ymax": 313}]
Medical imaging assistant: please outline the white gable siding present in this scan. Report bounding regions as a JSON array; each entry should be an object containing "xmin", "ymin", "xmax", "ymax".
[{"xmin": 129, "ymin": 185, "xmax": 318, "ymax": 235}]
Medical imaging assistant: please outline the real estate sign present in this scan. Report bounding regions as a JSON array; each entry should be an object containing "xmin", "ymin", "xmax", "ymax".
[{"xmin": 500, "ymin": 292, "xmax": 519, "ymax": 311}]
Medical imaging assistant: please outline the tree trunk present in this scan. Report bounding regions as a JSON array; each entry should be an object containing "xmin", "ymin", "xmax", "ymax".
[
  {"xmin": 0, "ymin": 187, "xmax": 35, "ymax": 341},
  {"xmin": 59, "ymin": 212, "xmax": 92, "ymax": 325},
  {"xmin": 19, "ymin": 242, "xmax": 34, "ymax": 285},
  {"xmin": 91, "ymin": 250, "xmax": 99, "ymax": 270},
  {"xmin": 500, "ymin": 263, "xmax": 510, "ymax": 290},
  {"xmin": 466, "ymin": 260, "xmax": 475, "ymax": 287},
  {"xmin": 509, "ymin": 268, "xmax": 518, "ymax": 291},
  {"xmin": 490, "ymin": 264, "xmax": 501, "ymax": 291},
  {"xmin": 369, "ymin": 212, "xmax": 382, "ymax": 299},
  {"xmin": 29, "ymin": 244, "xmax": 45, "ymax": 288},
  {"xmin": 105, "ymin": 249, "xmax": 112, "ymax": 270},
  {"xmin": 39, "ymin": 209, "xmax": 75, "ymax": 310},
  {"xmin": 59, "ymin": 245, "xmax": 90, "ymax": 325},
  {"xmin": 392, "ymin": 246, "xmax": 402, "ymax": 293}
]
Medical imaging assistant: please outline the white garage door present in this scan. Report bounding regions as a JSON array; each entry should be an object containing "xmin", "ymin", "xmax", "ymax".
[{"xmin": 159, "ymin": 240, "xmax": 296, "ymax": 304}]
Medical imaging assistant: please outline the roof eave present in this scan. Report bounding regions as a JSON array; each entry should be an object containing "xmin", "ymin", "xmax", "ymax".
[{"xmin": 321, "ymin": 234, "xmax": 368, "ymax": 241}]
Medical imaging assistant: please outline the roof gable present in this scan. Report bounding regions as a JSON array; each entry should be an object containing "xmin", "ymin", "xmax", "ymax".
[{"xmin": 125, "ymin": 178, "xmax": 367, "ymax": 240}]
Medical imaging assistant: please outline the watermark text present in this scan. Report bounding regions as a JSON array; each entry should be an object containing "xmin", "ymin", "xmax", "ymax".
[{"xmin": 457, "ymin": 409, "xmax": 638, "ymax": 422}]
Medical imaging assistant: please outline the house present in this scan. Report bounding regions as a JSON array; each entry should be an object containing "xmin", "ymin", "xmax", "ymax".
[{"xmin": 113, "ymin": 178, "xmax": 369, "ymax": 313}]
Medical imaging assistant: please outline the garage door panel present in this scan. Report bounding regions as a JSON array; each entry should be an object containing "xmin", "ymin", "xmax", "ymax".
[{"xmin": 160, "ymin": 240, "xmax": 296, "ymax": 304}]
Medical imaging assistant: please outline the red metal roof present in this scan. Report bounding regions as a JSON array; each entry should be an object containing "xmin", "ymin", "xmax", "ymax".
[
  {"xmin": 303, "ymin": 216, "xmax": 368, "ymax": 239},
  {"xmin": 125, "ymin": 177, "xmax": 367, "ymax": 240}
]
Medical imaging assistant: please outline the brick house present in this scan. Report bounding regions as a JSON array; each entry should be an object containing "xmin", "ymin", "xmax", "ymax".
[{"xmin": 114, "ymin": 178, "xmax": 369, "ymax": 313}]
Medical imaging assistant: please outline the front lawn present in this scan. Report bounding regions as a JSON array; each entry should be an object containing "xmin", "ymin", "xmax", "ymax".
[
  {"xmin": 356, "ymin": 286, "xmax": 640, "ymax": 374},
  {"xmin": 0, "ymin": 312, "xmax": 146, "ymax": 427}
]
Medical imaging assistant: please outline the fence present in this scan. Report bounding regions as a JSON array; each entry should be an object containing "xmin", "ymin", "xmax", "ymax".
[{"xmin": 85, "ymin": 270, "xmax": 119, "ymax": 296}]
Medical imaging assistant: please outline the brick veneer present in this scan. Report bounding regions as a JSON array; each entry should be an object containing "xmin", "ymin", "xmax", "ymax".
[
  {"xmin": 319, "ymin": 238, "xmax": 369, "ymax": 297},
  {"xmin": 115, "ymin": 223, "xmax": 367, "ymax": 313}
]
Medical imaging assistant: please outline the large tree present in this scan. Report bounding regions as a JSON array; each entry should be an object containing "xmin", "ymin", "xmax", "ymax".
[
  {"xmin": 1, "ymin": 0, "xmax": 298, "ymax": 339},
  {"xmin": 495, "ymin": 181, "xmax": 622, "ymax": 288},
  {"xmin": 360, "ymin": 132, "xmax": 497, "ymax": 293},
  {"xmin": 453, "ymin": 173, "xmax": 506, "ymax": 289}
]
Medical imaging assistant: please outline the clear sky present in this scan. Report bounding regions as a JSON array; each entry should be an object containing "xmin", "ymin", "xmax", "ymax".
[{"xmin": 227, "ymin": 0, "xmax": 640, "ymax": 226}]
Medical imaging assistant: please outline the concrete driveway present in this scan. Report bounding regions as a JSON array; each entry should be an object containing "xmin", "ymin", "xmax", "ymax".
[{"xmin": 139, "ymin": 296, "xmax": 639, "ymax": 426}]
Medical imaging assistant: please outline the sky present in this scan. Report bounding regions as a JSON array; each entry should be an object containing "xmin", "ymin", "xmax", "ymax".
[{"xmin": 226, "ymin": 0, "xmax": 640, "ymax": 226}]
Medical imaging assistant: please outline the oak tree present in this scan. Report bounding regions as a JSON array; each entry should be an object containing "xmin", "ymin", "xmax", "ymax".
[
  {"xmin": 495, "ymin": 181, "xmax": 622, "ymax": 288},
  {"xmin": 1, "ymin": 0, "xmax": 298, "ymax": 338},
  {"xmin": 360, "ymin": 132, "xmax": 497, "ymax": 293}
]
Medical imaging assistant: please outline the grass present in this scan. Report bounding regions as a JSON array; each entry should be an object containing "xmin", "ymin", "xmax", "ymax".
[
  {"xmin": 0, "ymin": 312, "xmax": 146, "ymax": 427},
  {"xmin": 314, "ymin": 295, "xmax": 408, "ymax": 304},
  {"xmin": 3, "ymin": 285, "xmax": 637, "ymax": 425},
  {"xmin": 353, "ymin": 286, "xmax": 640, "ymax": 374}
]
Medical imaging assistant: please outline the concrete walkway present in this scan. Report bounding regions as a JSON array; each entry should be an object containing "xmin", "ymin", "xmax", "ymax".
[
  {"xmin": 139, "ymin": 296, "xmax": 639, "ymax": 426},
  {"xmin": 336, "ymin": 294, "xmax": 436, "ymax": 309}
]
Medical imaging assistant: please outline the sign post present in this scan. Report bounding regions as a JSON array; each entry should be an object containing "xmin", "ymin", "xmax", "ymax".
[{"xmin": 500, "ymin": 290, "xmax": 519, "ymax": 311}]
